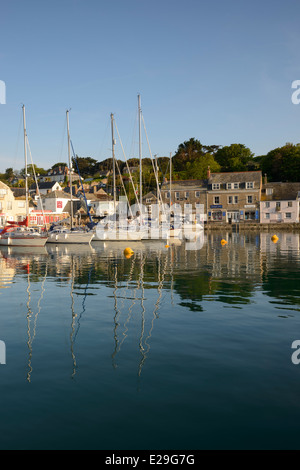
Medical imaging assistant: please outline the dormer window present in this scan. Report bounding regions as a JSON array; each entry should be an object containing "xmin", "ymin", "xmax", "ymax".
[
  {"xmin": 246, "ymin": 182, "xmax": 254, "ymax": 189},
  {"xmin": 212, "ymin": 183, "xmax": 220, "ymax": 190},
  {"xmin": 227, "ymin": 183, "xmax": 232, "ymax": 190},
  {"xmin": 233, "ymin": 182, "xmax": 239, "ymax": 189}
]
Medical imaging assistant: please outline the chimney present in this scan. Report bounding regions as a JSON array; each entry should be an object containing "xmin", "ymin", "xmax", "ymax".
[
  {"xmin": 264, "ymin": 173, "xmax": 267, "ymax": 184},
  {"xmin": 207, "ymin": 166, "xmax": 211, "ymax": 179}
]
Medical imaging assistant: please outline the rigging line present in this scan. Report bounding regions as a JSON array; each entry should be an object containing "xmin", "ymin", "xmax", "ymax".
[
  {"xmin": 138, "ymin": 252, "xmax": 147, "ymax": 377},
  {"xmin": 117, "ymin": 254, "xmax": 137, "ymax": 352},
  {"xmin": 13, "ymin": 109, "xmax": 23, "ymax": 170},
  {"xmin": 26, "ymin": 136, "xmax": 47, "ymax": 229},
  {"xmin": 114, "ymin": 118, "xmax": 143, "ymax": 213},
  {"xmin": 141, "ymin": 115, "xmax": 166, "ymax": 215},
  {"xmin": 70, "ymin": 255, "xmax": 77, "ymax": 379},
  {"xmin": 73, "ymin": 265, "xmax": 93, "ymax": 343},
  {"xmin": 27, "ymin": 258, "xmax": 49, "ymax": 383},
  {"xmin": 70, "ymin": 140, "xmax": 93, "ymax": 223},
  {"xmin": 97, "ymin": 115, "xmax": 110, "ymax": 161},
  {"xmin": 114, "ymin": 155, "xmax": 134, "ymax": 218},
  {"xmin": 58, "ymin": 115, "xmax": 67, "ymax": 163}
]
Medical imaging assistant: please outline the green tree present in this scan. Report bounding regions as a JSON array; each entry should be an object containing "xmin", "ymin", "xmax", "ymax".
[
  {"xmin": 214, "ymin": 143, "xmax": 254, "ymax": 172},
  {"xmin": 173, "ymin": 138, "xmax": 220, "ymax": 179},
  {"xmin": 260, "ymin": 143, "xmax": 300, "ymax": 182},
  {"xmin": 72, "ymin": 156, "xmax": 98, "ymax": 177}
]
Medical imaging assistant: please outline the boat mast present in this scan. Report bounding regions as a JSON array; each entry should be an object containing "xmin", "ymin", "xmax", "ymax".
[
  {"xmin": 138, "ymin": 94, "xmax": 142, "ymax": 206},
  {"xmin": 22, "ymin": 105, "xmax": 29, "ymax": 222},
  {"xmin": 66, "ymin": 109, "xmax": 74, "ymax": 229},
  {"xmin": 170, "ymin": 152, "xmax": 172, "ymax": 208},
  {"xmin": 111, "ymin": 113, "xmax": 117, "ymax": 214}
]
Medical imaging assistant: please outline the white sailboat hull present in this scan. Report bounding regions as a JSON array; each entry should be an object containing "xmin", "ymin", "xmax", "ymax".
[
  {"xmin": 47, "ymin": 231, "xmax": 94, "ymax": 244},
  {"xmin": 0, "ymin": 234, "xmax": 48, "ymax": 247}
]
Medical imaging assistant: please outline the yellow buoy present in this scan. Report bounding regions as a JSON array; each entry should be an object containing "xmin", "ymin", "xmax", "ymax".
[
  {"xmin": 221, "ymin": 239, "xmax": 227, "ymax": 245},
  {"xmin": 124, "ymin": 247, "xmax": 134, "ymax": 257},
  {"xmin": 165, "ymin": 244, "xmax": 170, "ymax": 248},
  {"xmin": 271, "ymin": 234, "xmax": 278, "ymax": 243}
]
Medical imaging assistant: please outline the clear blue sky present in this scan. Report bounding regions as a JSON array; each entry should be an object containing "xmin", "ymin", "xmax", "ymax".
[{"xmin": 0, "ymin": 0, "xmax": 300, "ymax": 172}]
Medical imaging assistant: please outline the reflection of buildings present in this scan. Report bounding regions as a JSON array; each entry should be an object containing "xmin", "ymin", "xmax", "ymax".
[
  {"xmin": 1, "ymin": 231, "xmax": 300, "ymax": 381},
  {"xmin": 0, "ymin": 255, "xmax": 15, "ymax": 288}
]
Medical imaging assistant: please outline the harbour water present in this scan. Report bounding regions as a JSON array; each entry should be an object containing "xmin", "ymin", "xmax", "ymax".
[{"xmin": 0, "ymin": 231, "xmax": 300, "ymax": 450}]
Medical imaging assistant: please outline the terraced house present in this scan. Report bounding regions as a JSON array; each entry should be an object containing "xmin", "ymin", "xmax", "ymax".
[
  {"xmin": 0, "ymin": 181, "xmax": 27, "ymax": 227},
  {"xmin": 207, "ymin": 170, "xmax": 262, "ymax": 223},
  {"xmin": 160, "ymin": 179, "xmax": 206, "ymax": 221}
]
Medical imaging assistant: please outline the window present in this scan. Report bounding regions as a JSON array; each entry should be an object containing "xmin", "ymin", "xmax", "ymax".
[
  {"xmin": 214, "ymin": 196, "xmax": 220, "ymax": 204},
  {"xmin": 233, "ymin": 196, "xmax": 238, "ymax": 204},
  {"xmin": 175, "ymin": 192, "xmax": 180, "ymax": 200},
  {"xmin": 212, "ymin": 183, "xmax": 220, "ymax": 190},
  {"xmin": 265, "ymin": 213, "xmax": 270, "ymax": 219},
  {"xmin": 265, "ymin": 201, "xmax": 270, "ymax": 208},
  {"xmin": 276, "ymin": 202, "xmax": 281, "ymax": 210},
  {"xmin": 195, "ymin": 191, "xmax": 200, "ymax": 198},
  {"xmin": 228, "ymin": 196, "xmax": 233, "ymax": 204},
  {"xmin": 6, "ymin": 201, "xmax": 12, "ymax": 211},
  {"xmin": 233, "ymin": 182, "xmax": 239, "ymax": 189},
  {"xmin": 247, "ymin": 195, "xmax": 253, "ymax": 204},
  {"xmin": 266, "ymin": 188, "xmax": 273, "ymax": 195},
  {"xmin": 288, "ymin": 201, "xmax": 293, "ymax": 207},
  {"xmin": 0, "ymin": 202, "xmax": 2, "ymax": 210},
  {"xmin": 246, "ymin": 182, "xmax": 254, "ymax": 189},
  {"xmin": 0, "ymin": 189, "xmax": 7, "ymax": 196},
  {"xmin": 285, "ymin": 213, "xmax": 292, "ymax": 219},
  {"xmin": 166, "ymin": 191, "xmax": 170, "ymax": 199},
  {"xmin": 18, "ymin": 201, "xmax": 25, "ymax": 208},
  {"xmin": 185, "ymin": 191, "xmax": 189, "ymax": 199},
  {"xmin": 227, "ymin": 183, "xmax": 232, "ymax": 190}
]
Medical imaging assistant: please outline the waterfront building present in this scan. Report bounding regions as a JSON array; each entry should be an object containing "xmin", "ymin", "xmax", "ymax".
[
  {"xmin": 260, "ymin": 182, "xmax": 300, "ymax": 224},
  {"xmin": 207, "ymin": 170, "xmax": 262, "ymax": 223},
  {"xmin": 0, "ymin": 181, "xmax": 27, "ymax": 227},
  {"xmin": 160, "ymin": 179, "xmax": 207, "ymax": 220}
]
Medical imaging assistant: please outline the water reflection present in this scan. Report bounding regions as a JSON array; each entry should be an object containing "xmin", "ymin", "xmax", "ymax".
[{"xmin": 0, "ymin": 231, "xmax": 300, "ymax": 380}]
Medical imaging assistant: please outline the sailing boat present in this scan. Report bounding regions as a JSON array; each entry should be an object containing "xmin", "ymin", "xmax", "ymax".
[
  {"xmin": 93, "ymin": 112, "xmax": 147, "ymax": 241},
  {"xmin": 47, "ymin": 110, "xmax": 94, "ymax": 245},
  {"xmin": 0, "ymin": 105, "xmax": 48, "ymax": 247}
]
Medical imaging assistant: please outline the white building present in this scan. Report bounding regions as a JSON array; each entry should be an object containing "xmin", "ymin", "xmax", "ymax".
[
  {"xmin": 38, "ymin": 190, "xmax": 79, "ymax": 214},
  {"xmin": 260, "ymin": 182, "xmax": 300, "ymax": 224}
]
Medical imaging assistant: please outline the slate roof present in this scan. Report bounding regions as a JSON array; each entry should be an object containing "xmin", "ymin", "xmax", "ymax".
[
  {"xmin": 208, "ymin": 171, "xmax": 262, "ymax": 186},
  {"xmin": 262, "ymin": 182, "xmax": 300, "ymax": 200}
]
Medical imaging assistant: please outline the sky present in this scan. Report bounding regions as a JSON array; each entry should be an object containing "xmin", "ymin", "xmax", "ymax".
[{"xmin": 1, "ymin": 0, "xmax": 300, "ymax": 172}]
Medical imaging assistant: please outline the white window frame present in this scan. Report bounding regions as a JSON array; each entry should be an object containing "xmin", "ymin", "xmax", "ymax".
[
  {"xmin": 246, "ymin": 182, "xmax": 254, "ymax": 189},
  {"xmin": 247, "ymin": 195, "xmax": 253, "ymax": 204},
  {"xmin": 214, "ymin": 196, "xmax": 220, "ymax": 205},
  {"xmin": 212, "ymin": 183, "xmax": 220, "ymax": 190}
]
